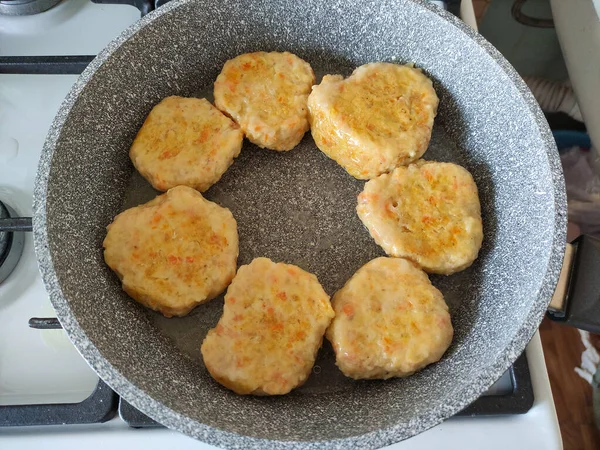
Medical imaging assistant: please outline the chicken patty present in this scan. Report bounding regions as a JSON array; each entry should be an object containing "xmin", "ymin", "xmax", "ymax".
[
  {"xmin": 308, "ymin": 63, "xmax": 438, "ymax": 179},
  {"xmin": 103, "ymin": 186, "xmax": 238, "ymax": 317},
  {"xmin": 326, "ymin": 257, "xmax": 453, "ymax": 379},
  {"xmin": 357, "ymin": 161, "xmax": 483, "ymax": 275},
  {"xmin": 129, "ymin": 96, "xmax": 243, "ymax": 192},
  {"xmin": 214, "ymin": 51, "xmax": 315, "ymax": 151},
  {"xmin": 201, "ymin": 257, "xmax": 334, "ymax": 395}
]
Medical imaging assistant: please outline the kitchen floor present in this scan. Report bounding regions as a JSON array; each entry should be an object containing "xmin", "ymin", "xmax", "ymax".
[{"xmin": 540, "ymin": 318, "xmax": 600, "ymax": 450}]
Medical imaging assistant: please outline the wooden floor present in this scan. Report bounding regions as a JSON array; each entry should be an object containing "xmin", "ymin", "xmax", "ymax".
[{"xmin": 540, "ymin": 318, "xmax": 600, "ymax": 450}]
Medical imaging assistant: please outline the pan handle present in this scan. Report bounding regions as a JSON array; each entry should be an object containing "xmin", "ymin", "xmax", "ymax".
[{"xmin": 547, "ymin": 235, "xmax": 600, "ymax": 332}]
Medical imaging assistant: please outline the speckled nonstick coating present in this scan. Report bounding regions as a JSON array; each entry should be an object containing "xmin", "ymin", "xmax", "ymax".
[{"xmin": 32, "ymin": 0, "xmax": 566, "ymax": 448}]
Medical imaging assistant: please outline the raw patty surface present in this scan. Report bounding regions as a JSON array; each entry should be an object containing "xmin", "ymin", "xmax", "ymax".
[
  {"xmin": 308, "ymin": 62, "xmax": 438, "ymax": 179},
  {"xmin": 214, "ymin": 51, "xmax": 315, "ymax": 151},
  {"xmin": 201, "ymin": 257, "xmax": 334, "ymax": 395},
  {"xmin": 129, "ymin": 96, "xmax": 243, "ymax": 192},
  {"xmin": 326, "ymin": 257, "xmax": 453, "ymax": 379},
  {"xmin": 357, "ymin": 161, "xmax": 483, "ymax": 275},
  {"xmin": 103, "ymin": 186, "xmax": 238, "ymax": 317}
]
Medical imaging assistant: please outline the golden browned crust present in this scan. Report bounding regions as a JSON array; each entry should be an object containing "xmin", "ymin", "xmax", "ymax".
[
  {"xmin": 308, "ymin": 63, "xmax": 438, "ymax": 179},
  {"xmin": 357, "ymin": 161, "xmax": 483, "ymax": 274},
  {"xmin": 326, "ymin": 257, "xmax": 453, "ymax": 379},
  {"xmin": 201, "ymin": 257, "xmax": 334, "ymax": 395},
  {"xmin": 103, "ymin": 186, "xmax": 238, "ymax": 317},
  {"xmin": 129, "ymin": 96, "xmax": 243, "ymax": 192},
  {"xmin": 214, "ymin": 52, "xmax": 315, "ymax": 151}
]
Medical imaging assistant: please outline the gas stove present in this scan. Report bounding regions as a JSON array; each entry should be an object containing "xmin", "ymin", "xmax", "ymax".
[{"xmin": 0, "ymin": 0, "xmax": 562, "ymax": 448}]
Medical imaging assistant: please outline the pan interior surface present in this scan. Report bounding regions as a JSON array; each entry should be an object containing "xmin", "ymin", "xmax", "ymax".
[{"xmin": 34, "ymin": 0, "xmax": 565, "ymax": 447}]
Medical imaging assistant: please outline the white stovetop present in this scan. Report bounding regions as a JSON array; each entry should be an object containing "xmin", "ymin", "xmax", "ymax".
[
  {"xmin": 0, "ymin": 0, "xmax": 561, "ymax": 449},
  {"xmin": 0, "ymin": 333, "xmax": 562, "ymax": 450}
]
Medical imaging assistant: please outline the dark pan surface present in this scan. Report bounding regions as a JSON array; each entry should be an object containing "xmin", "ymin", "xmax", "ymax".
[{"xmin": 33, "ymin": 0, "xmax": 566, "ymax": 448}]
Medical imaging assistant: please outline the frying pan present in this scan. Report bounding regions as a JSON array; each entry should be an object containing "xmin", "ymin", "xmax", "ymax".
[{"xmin": 32, "ymin": 0, "xmax": 566, "ymax": 448}]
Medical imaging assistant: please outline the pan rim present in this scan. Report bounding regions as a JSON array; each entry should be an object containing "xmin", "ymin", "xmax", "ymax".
[{"xmin": 32, "ymin": 0, "xmax": 567, "ymax": 447}]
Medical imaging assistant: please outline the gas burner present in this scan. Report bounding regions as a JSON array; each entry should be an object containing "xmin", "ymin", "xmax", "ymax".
[
  {"xmin": 0, "ymin": 200, "xmax": 28, "ymax": 283},
  {"xmin": 0, "ymin": 0, "xmax": 62, "ymax": 16}
]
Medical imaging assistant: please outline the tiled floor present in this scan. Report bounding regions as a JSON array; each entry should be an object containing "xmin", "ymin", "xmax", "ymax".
[{"xmin": 540, "ymin": 318, "xmax": 600, "ymax": 450}]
